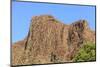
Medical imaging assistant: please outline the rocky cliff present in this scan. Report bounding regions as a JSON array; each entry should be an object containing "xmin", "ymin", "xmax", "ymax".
[{"xmin": 12, "ymin": 15, "xmax": 95, "ymax": 66}]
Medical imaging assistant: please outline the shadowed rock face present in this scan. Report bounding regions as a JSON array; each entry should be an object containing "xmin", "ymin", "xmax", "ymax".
[{"xmin": 12, "ymin": 15, "xmax": 95, "ymax": 66}]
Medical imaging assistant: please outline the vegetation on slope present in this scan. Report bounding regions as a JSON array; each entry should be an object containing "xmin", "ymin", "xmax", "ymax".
[{"xmin": 73, "ymin": 42, "xmax": 96, "ymax": 62}]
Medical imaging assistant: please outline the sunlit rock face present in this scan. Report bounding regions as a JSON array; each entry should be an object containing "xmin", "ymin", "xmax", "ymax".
[{"xmin": 12, "ymin": 15, "xmax": 95, "ymax": 66}]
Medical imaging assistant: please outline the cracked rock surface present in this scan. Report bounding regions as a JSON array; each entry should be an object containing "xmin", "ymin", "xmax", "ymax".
[{"xmin": 12, "ymin": 15, "xmax": 95, "ymax": 66}]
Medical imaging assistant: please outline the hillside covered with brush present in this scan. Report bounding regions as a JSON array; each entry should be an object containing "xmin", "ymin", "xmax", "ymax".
[{"xmin": 12, "ymin": 15, "xmax": 95, "ymax": 66}]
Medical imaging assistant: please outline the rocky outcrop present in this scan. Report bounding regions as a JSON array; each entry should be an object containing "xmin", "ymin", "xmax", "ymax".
[{"xmin": 12, "ymin": 15, "xmax": 95, "ymax": 66}]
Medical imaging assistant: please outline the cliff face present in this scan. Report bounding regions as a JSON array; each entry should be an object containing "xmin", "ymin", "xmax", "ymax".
[{"xmin": 12, "ymin": 15, "xmax": 95, "ymax": 66}]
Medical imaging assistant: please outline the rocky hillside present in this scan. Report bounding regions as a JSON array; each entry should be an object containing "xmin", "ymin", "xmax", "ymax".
[{"xmin": 12, "ymin": 15, "xmax": 95, "ymax": 66}]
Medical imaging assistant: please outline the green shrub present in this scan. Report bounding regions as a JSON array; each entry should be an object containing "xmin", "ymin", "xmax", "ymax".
[{"xmin": 73, "ymin": 42, "xmax": 96, "ymax": 62}]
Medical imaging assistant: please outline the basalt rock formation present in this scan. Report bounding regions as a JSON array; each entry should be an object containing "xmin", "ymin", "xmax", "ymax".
[{"xmin": 12, "ymin": 15, "xmax": 95, "ymax": 66}]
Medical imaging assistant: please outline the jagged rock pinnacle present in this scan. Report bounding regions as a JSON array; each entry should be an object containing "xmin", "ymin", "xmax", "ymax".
[{"xmin": 12, "ymin": 15, "xmax": 95, "ymax": 66}]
